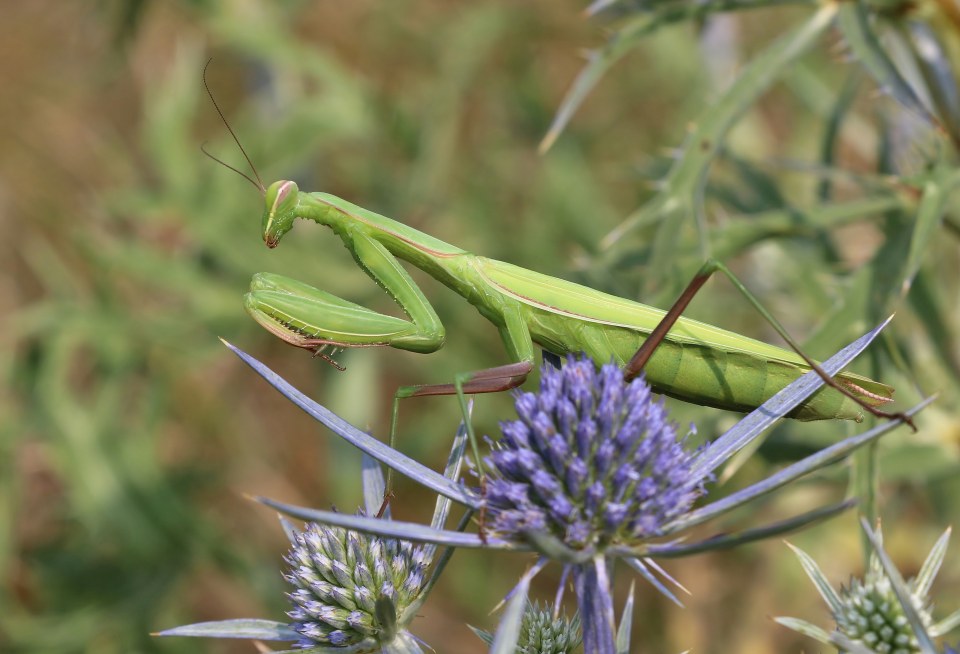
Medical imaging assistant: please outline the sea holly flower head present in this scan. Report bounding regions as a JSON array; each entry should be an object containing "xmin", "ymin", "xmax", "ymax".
[
  {"xmin": 156, "ymin": 453, "xmax": 450, "ymax": 653},
  {"xmin": 834, "ymin": 551, "xmax": 931, "ymax": 653},
  {"xmin": 471, "ymin": 601, "xmax": 582, "ymax": 654},
  {"xmin": 483, "ymin": 356, "xmax": 707, "ymax": 551},
  {"xmin": 284, "ymin": 515, "xmax": 429, "ymax": 649},
  {"xmin": 777, "ymin": 522, "xmax": 960, "ymax": 654},
  {"xmin": 480, "ymin": 355, "xmax": 711, "ymax": 652}
]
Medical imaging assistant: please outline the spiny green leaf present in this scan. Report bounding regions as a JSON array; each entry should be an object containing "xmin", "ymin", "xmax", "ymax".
[
  {"xmin": 932, "ymin": 608, "xmax": 960, "ymax": 638},
  {"xmin": 542, "ymin": 0, "xmax": 819, "ymax": 154},
  {"xmin": 599, "ymin": 3, "xmax": 838, "ymax": 289},
  {"xmin": 154, "ymin": 618, "xmax": 298, "ymax": 641},
  {"xmin": 904, "ymin": 21, "xmax": 960, "ymax": 144},
  {"xmin": 837, "ymin": 2, "xmax": 938, "ymax": 129},
  {"xmin": 644, "ymin": 501, "xmax": 854, "ymax": 558}
]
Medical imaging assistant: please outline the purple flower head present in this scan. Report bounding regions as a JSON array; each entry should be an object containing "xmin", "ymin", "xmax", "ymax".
[
  {"xmin": 284, "ymin": 518, "xmax": 428, "ymax": 648},
  {"xmin": 484, "ymin": 356, "xmax": 706, "ymax": 551}
]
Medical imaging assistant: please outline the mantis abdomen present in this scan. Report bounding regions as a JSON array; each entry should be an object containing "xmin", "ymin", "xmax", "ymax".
[
  {"xmin": 520, "ymin": 304, "xmax": 887, "ymax": 422},
  {"xmin": 464, "ymin": 255, "xmax": 892, "ymax": 422}
]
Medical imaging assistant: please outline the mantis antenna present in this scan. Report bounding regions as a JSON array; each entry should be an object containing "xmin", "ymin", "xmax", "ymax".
[{"xmin": 202, "ymin": 58, "xmax": 266, "ymax": 194}]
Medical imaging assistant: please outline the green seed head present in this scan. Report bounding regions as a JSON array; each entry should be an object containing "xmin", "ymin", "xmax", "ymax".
[
  {"xmin": 834, "ymin": 556, "xmax": 933, "ymax": 654},
  {"xmin": 474, "ymin": 602, "xmax": 582, "ymax": 654},
  {"xmin": 517, "ymin": 603, "xmax": 583, "ymax": 654}
]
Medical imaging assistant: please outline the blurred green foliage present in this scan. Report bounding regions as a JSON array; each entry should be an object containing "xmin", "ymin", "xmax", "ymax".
[{"xmin": 1, "ymin": 1, "xmax": 959, "ymax": 653}]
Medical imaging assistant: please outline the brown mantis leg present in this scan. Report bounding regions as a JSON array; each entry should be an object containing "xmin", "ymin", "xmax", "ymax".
[
  {"xmin": 384, "ymin": 302, "xmax": 536, "ymax": 526},
  {"xmin": 622, "ymin": 259, "xmax": 915, "ymax": 430}
]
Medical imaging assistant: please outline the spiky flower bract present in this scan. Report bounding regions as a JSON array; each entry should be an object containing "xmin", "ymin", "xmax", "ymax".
[
  {"xmin": 472, "ymin": 602, "xmax": 582, "ymax": 654},
  {"xmin": 778, "ymin": 524, "xmax": 960, "ymax": 654},
  {"xmin": 285, "ymin": 517, "xmax": 429, "ymax": 649},
  {"xmin": 483, "ymin": 356, "xmax": 707, "ymax": 651},
  {"xmin": 484, "ymin": 356, "xmax": 706, "ymax": 550}
]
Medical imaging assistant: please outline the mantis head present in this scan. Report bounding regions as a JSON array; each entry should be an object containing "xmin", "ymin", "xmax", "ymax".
[{"xmin": 262, "ymin": 180, "xmax": 300, "ymax": 248}]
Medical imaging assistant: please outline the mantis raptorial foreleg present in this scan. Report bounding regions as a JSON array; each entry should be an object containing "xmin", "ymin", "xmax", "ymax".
[
  {"xmin": 623, "ymin": 259, "xmax": 916, "ymax": 430},
  {"xmin": 245, "ymin": 232, "xmax": 445, "ymax": 358}
]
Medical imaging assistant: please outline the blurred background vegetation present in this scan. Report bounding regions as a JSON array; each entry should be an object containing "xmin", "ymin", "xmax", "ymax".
[{"xmin": 2, "ymin": 1, "xmax": 959, "ymax": 652}]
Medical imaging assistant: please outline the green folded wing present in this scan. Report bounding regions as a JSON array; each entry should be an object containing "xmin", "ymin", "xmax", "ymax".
[{"xmin": 476, "ymin": 258, "xmax": 892, "ymax": 399}]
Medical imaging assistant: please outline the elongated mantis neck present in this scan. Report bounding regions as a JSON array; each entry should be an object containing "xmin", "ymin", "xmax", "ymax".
[{"xmin": 298, "ymin": 190, "xmax": 469, "ymax": 271}]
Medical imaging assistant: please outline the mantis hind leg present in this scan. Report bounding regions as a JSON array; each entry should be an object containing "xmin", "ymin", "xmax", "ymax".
[
  {"xmin": 384, "ymin": 362, "xmax": 534, "ymax": 498},
  {"xmin": 384, "ymin": 301, "xmax": 535, "ymax": 498},
  {"xmin": 622, "ymin": 259, "xmax": 914, "ymax": 429}
]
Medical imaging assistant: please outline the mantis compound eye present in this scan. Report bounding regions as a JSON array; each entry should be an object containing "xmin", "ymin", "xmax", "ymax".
[
  {"xmin": 263, "ymin": 180, "xmax": 299, "ymax": 247},
  {"xmin": 273, "ymin": 179, "xmax": 295, "ymax": 206}
]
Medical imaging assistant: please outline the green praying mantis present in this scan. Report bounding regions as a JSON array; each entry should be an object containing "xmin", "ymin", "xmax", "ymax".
[
  {"xmin": 201, "ymin": 63, "xmax": 903, "ymax": 443},
  {"xmin": 242, "ymin": 179, "xmax": 897, "ymax": 425}
]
